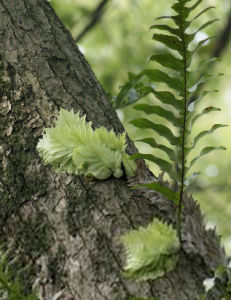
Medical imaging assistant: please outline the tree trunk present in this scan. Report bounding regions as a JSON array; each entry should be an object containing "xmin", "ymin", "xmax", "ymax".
[{"xmin": 0, "ymin": 0, "xmax": 229, "ymax": 299}]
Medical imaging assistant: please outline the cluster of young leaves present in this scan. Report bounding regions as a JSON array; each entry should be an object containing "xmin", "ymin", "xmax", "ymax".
[
  {"xmin": 37, "ymin": 109, "xmax": 136, "ymax": 180},
  {"xmin": 120, "ymin": 219, "xmax": 179, "ymax": 281},
  {"xmin": 0, "ymin": 248, "xmax": 38, "ymax": 300},
  {"xmin": 114, "ymin": 0, "xmax": 226, "ymax": 208}
]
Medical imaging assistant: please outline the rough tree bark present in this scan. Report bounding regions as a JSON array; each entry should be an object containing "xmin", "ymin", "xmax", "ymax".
[{"xmin": 0, "ymin": 0, "xmax": 229, "ymax": 299}]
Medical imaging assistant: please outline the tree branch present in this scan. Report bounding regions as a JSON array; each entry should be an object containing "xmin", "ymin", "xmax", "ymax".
[{"xmin": 75, "ymin": 0, "xmax": 109, "ymax": 43}]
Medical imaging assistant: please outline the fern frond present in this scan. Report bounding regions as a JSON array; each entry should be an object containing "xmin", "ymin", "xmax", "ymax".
[
  {"xmin": 115, "ymin": 0, "xmax": 227, "ymax": 242},
  {"xmin": 189, "ymin": 107, "xmax": 221, "ymax": 129},
  {"xmin": 37, "ymin": 109, "xmax": 137, "ymax": 179},
  {"xmin": 149, "ymin": 24, "xmax": 179, "ymax": 36},
  {"xmin": 131, "ymin": 183, "xmax": 180, "ymax": 204},
  {"xmin": 130, "ymin": 118, "xmax": 180, "ymax": 146},
  {"xmin": 187, "ymin": 124, "xmax": 228, "ymax": 151},
  {"xmin": 131, "ymin": 153, "xmax": 176, "ymax": 180},
  {"xmin": 133, "ymin": 104, "xmax": 181, "ymax": 127},
  {"xmin": 149, "ymin": 53, "xmax": 183, "ymax": 72},
  {"xmin": 136, "ymin": 138, "xmax": 176, "ymax": 161},
  {"xmin": 186, "ymin": 146, "xmax": 227, "ymax": 172},
  {"xmin": 190, "ymin": 6, "xmax": 215, "ymax": 22},
  {"xmin": 152, "ymin": 34, "xmax": 183, "ymax": 55}
]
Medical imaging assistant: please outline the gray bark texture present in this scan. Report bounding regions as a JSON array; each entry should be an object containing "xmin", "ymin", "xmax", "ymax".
[{"xmin": 0, "ymin": 0, "xmax": 229, "ymax": 299}]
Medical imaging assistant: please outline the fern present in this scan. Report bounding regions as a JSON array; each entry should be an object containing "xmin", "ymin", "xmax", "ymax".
[
  {"xmin": 115, "ymin": 0, "xmax": 227, "ymax": 239},
  {"xmin": 37, "ymin": 108, "xmax": 137, "ymax": 179}
]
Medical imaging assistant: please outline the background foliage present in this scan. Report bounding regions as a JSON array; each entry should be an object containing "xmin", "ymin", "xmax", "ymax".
[{"xmin": 50, "ymin": 0, "xmax": 231, "ymax": 253}]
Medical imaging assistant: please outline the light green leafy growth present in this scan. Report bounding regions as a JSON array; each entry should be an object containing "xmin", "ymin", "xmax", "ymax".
[
  {"xmin": 37, "ymin": 109, "xmax": 136, "ymax": 179},
  {"xmin": 120, "ymin": 219, "xmax": 179, "ymax": 281}
]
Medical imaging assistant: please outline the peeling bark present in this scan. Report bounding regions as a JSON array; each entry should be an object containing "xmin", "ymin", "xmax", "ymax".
[{"xmin": 0, "ymin": 0, "xmax": 229, "ymax": 299}]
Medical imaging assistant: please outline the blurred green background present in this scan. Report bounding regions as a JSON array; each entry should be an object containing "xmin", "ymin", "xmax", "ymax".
[{"xmin": 50, "ymin": 0, "xmax": 231, "ymax": 253}]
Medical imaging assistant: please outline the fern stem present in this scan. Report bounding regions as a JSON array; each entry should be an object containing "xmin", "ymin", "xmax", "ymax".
[{"xmin": 177, "ymin": 15, "xmax": 187, "ymax": 244}]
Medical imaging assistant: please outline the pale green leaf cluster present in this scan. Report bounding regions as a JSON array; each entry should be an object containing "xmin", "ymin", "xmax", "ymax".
[
  {"xmin": 120, "ymin": 219, "xmax": 179, "ymax": 281},
  {"xmin": 37, "ymin": 109, "xmax": 136, "ymax": 179}
]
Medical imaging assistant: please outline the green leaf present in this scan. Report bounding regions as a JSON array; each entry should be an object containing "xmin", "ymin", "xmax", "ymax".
[
  {"xmin": 190, "ymin": 6, "xmax": 215, "ymax": 22},
  {"xmin": 128, "ymin": 72, "xmax": 137, "ymax": 81},
  {"xmin": 154, "ymin": 16, "xmax": 175, "ymax": 21},
  {"xmin": 187, "ymin": 146, "xmax": 227, "ymax": 171},
  {"xmin": 173, "ymin": 16, "xmax": 191, "ymax": 31},
  {"xmin": 37, "ymin": 109, "xmax": 136, "ymax": 179},
  {"xmin": 116, "ymin": 75, "xmax": 143, "ymax": 108},
  {"xmin": 132, "ymin": 86, "xmax": 183, "ymax": 111},
  {"xmin": 149, "ymin": 53, "xmax": 183, "ymax": 72},
  {"xmin": 136, "ymin": 138, "xmax": 176, "ymax": 161},
  {"xmin": 171, "ymin": 1, "xmax": 196, "ymax": 22},
  {"xmin": 141, "ymin": 69, "xmax": 184, "ymax": 93},
  {"xmin": 72, "ymin": 141, "xmax": 123, "ymax": 179},
  {"xmin": 191, "ymin": 57, "xmax": 221, "ymax": 74},
  {"xmin": 133, "ymin": 104, "xmax": 182, "ymax": 127},
  {"xmin": 189, "ymin": 107, "xmax": 221, "ymax": 128},
  {"xmin": 189, "ymin": 0, "xmax": 203, "ymax": 12},
  {"xmin": 126, "ymin": 88, "xmax": 141, "ymax": 105},
  {"xmin": 152, "ymin": 90, "xmax": 183, "ymax": 111},
  {"xmin": 150, "ymin": 24, "xmax": 179, "ymax": 37},
  {"xmin": 131, "ymin": 153, "xmax": 174, "ymax": 177},
  {"xmin": 130, "ymin": 86, "xmax": 152, "ymax": 101},
  {"xmin": 184, "ymin": 33, "xmax": 196, "ymax": 48},
  {"xmin": 189, "ymin": 36, "xmax": 216, "ymax": 57},
  {"xmin": 188, "ymin": 73, "xmax": 223, "ymax": 92},
  {"xmin": 130, "ymin": 118, "xmax": 180, "ymax": 146},
  {"xmin": 197, "ymin": 89, "xmax": 219, "ymax": 100},
  {"xmin": 188, "ymin": 124, "xmax": 228, "ymax": 151},
  {"xmin": 115, "ymin": 68, "xmax": 184, "ymax": 108},
  {"xmin": 195, "ymin": 19, "xmax": 219, "ymax": 35},
  {"xmin": 185, "ymin": 19, "xmax": 219, "ymax": 48},
  {"xmin": 188, "ymin": 90, "xmax": 219, "ymax": 108},
  {"xmin": 153, "ymin": 34, "xmax": 183, "ymax": 56},
  {"xmin": 132, "ymin": 182, "xmax": 179, "ymax": 204},
  {"xmin": 122, "ymin": 153, "xmax": 137, "ymax": 177}
]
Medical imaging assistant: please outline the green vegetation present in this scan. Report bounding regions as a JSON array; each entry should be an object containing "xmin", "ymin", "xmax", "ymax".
[
  {"xmin": 120, "ymin": 219, "xmax": 179, "ymax": 281},
  {"xmin": 37, "ymin": 109, "xmax": 136, "ymax": 179},
  {"xmin": 0, "ymin": 249, "xmax": 38, "ymax": 300},
  {"xmin": 51, "ymin": 0, "xmax": 231, "ymax": 254},
  {"xmin": 114, "ymin": 0, "xmax": 227, "ymax": 240}
]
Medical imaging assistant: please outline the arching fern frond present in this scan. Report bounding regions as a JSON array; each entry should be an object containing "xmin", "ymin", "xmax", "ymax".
[{"xmin": 114, "ymin": 0, "xmax": 227, "ymax": 240}]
